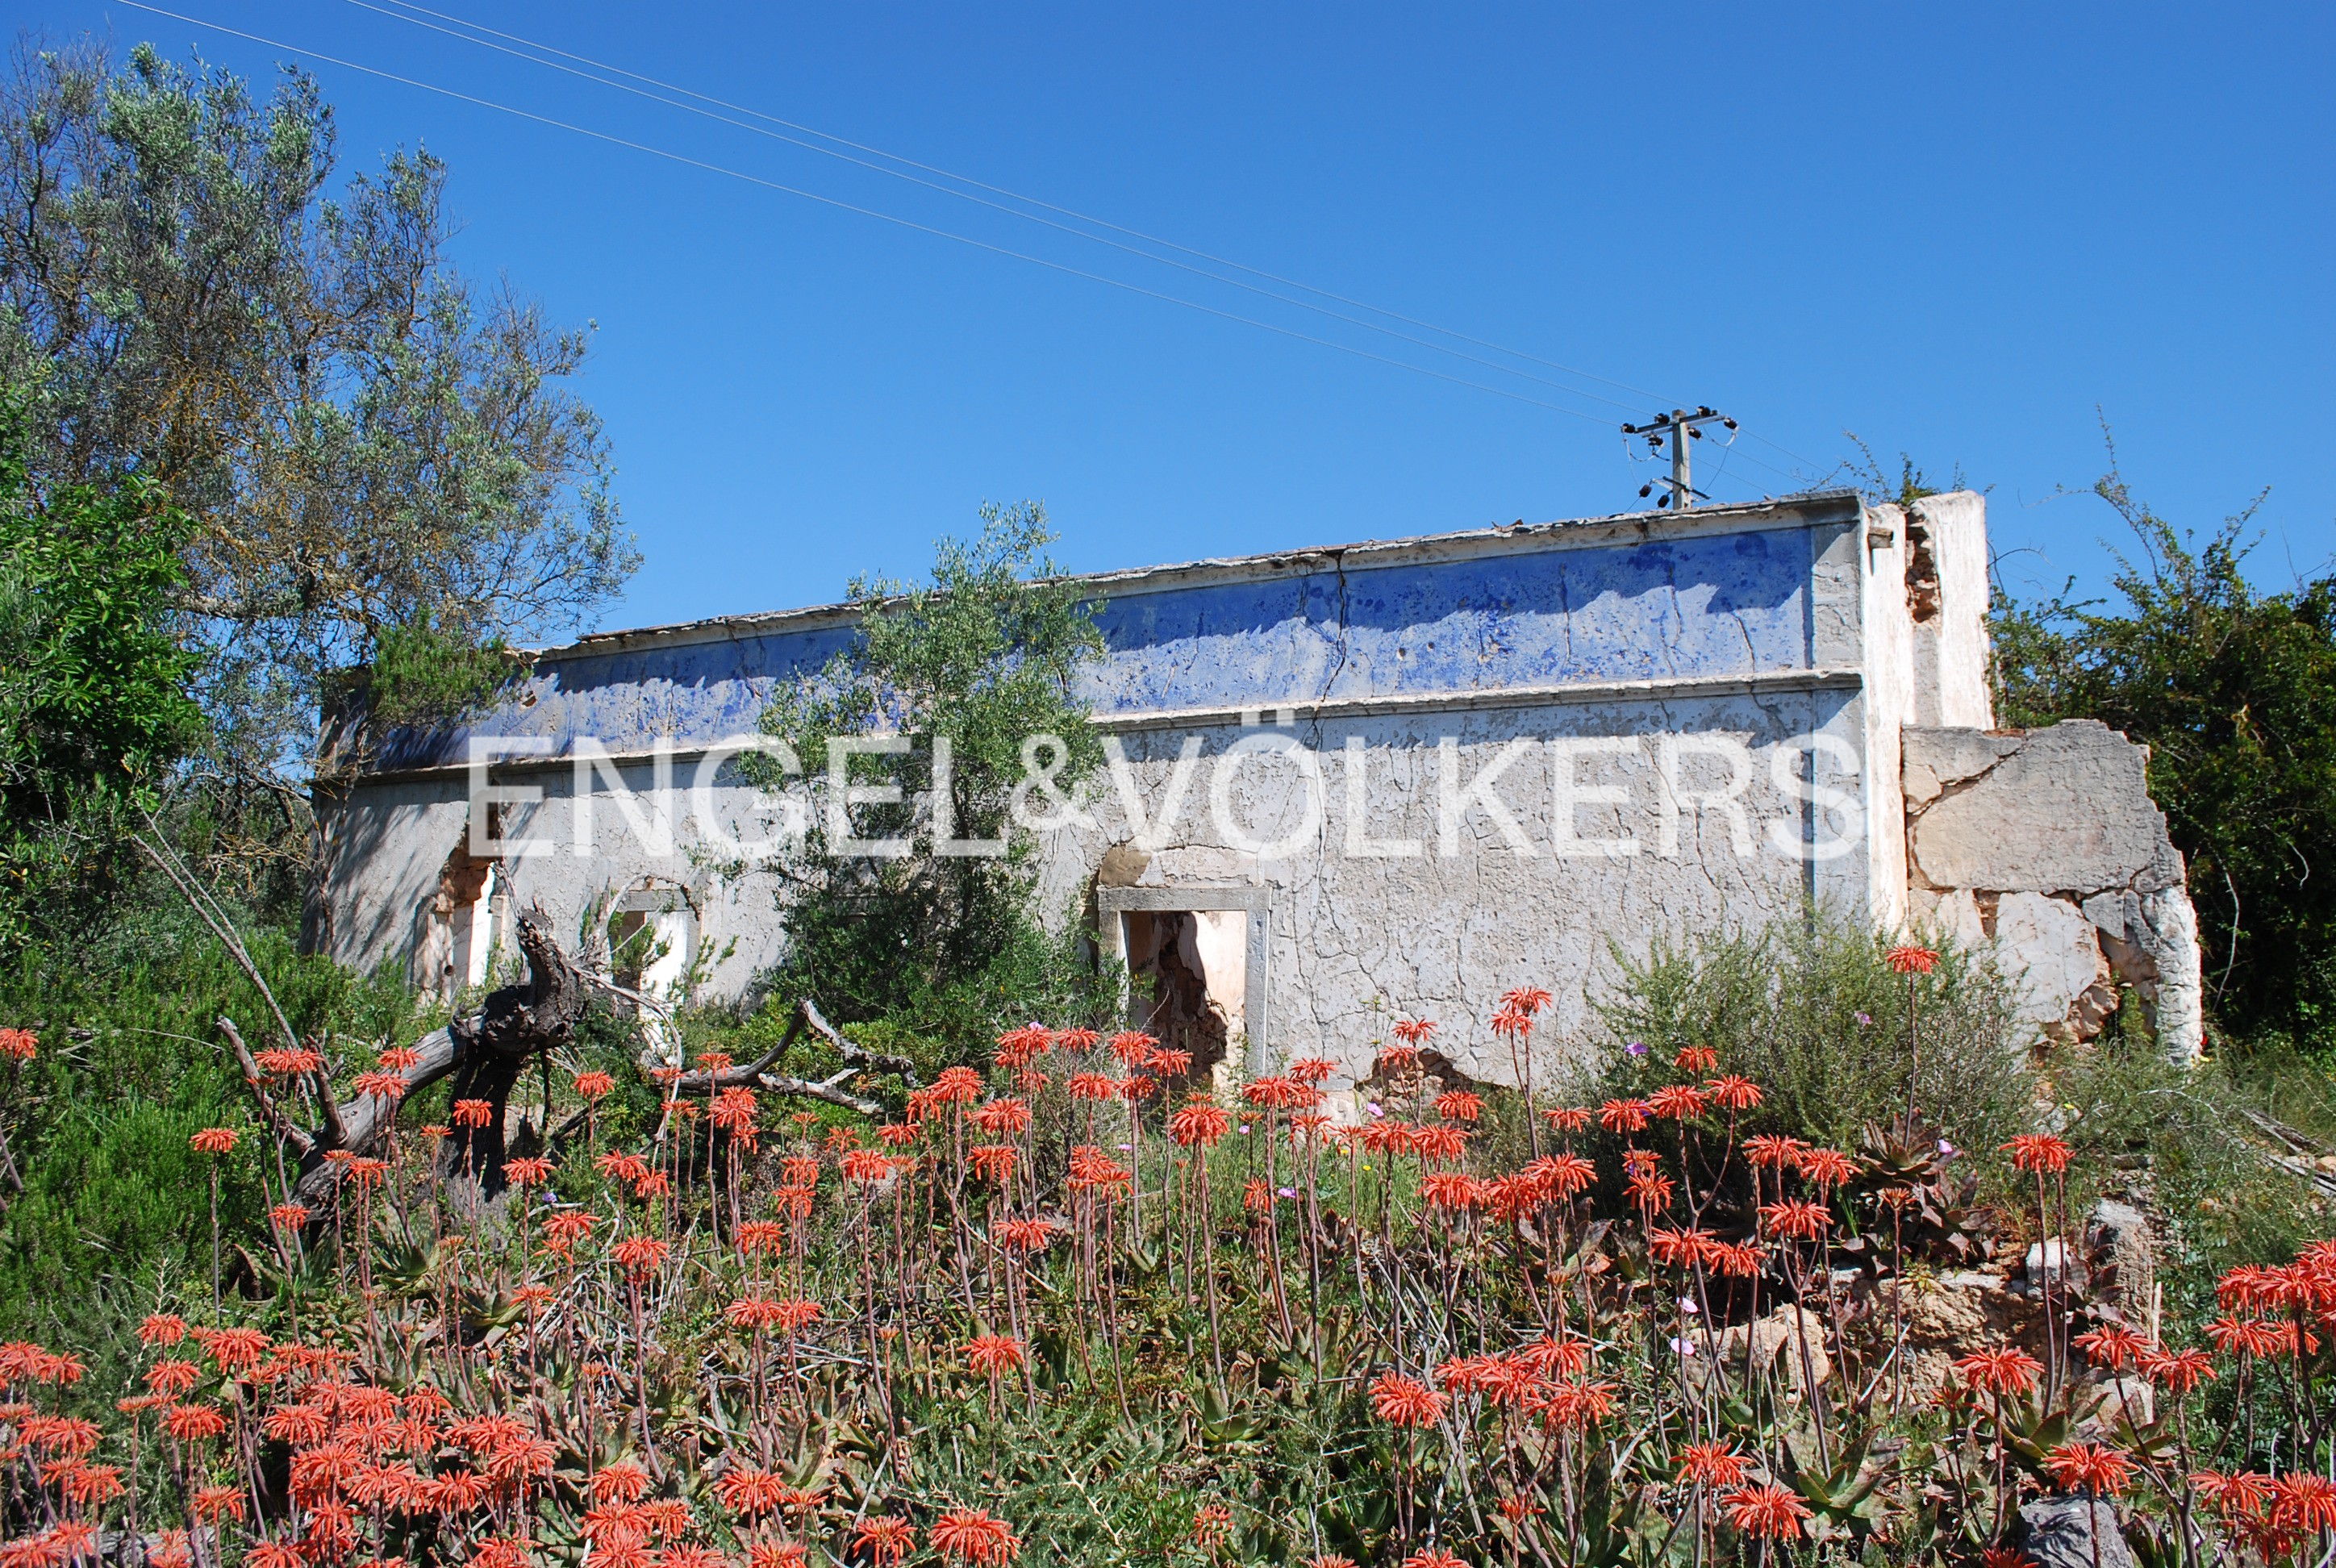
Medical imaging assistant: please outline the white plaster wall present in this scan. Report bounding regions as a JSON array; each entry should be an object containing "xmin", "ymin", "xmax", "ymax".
[
  {"xmin": 1909, "ymin": 492, "xmax": 1994, "ymax": 729},
  {"xmin": 319, "ymin": 755, "xmax": 800, "ymax": 994},
  {"xmin": 1036, "ymin": 694, "xmax": 1873, "ymax": 1086},
  {"xmin": 1190, "ymin": 911, "xmax": 1248, "ymax": 1020},
  {"xmin": 315, "ymin": 501, "xmax": 1905, "ymax": 1068},
  {"xmin": 1859, "ymin": 503, "xmax": 1915, "ymax": 934},
  {"xmin": 314, "ymin": 783, "xmax": 474, "ymax": 976},
  {"xmin": 322, "ymin": 690, "xmax": 1884, "ymax": 1085},
  {"xmin": 1902, "ymin": 721, "xmax": 2204, "ymax": 1061}
]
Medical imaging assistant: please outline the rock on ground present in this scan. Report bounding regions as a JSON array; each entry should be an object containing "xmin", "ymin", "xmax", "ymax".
[
  {"xmin": 2017, "ymin": 1495, "xmax": 2138, "ymax": 1568},
  {"xmin": 1710, "ymin": 1305, "xmax": 1831, "ymax": 1393},
  {"xmin": 2085, "ymin": 1199, "xmax": 2157, "ymax": 1325}
]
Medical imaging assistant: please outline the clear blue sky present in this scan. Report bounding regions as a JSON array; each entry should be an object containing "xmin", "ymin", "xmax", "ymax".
[{"xmin": 21, "ymin": 0, "xmax": 2336, "ymax": 633}]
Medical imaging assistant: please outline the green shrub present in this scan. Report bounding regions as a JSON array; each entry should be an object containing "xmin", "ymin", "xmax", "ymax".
[
  {"xmin": 0, "ymin": 887, "xmax": 428, "ymax": 1331},
  {"xmin": 2054, "ymin": 1028, "xmax": 2332, "ymax": 1316},
  {"xmin": 749, "ymin": 503, "xmax": 1124, "ymax": 1063},
  {"xmin": 1577, "ymin": 915, "xmax": 2034, "ymax": 1160}
]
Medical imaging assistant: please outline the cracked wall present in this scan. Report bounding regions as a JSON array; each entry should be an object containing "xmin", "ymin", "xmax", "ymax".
[
  {"xmin": 314, "ymin": 486, "xmax": 2202, "ymax": 1078},
  {"xmin": 1038, "ymin": 692, "xmax": 1872, "ymax": 1090},
  {"xmin": 1904, "ymin": 720, "xmax": 2203, "ymax": 1058}
]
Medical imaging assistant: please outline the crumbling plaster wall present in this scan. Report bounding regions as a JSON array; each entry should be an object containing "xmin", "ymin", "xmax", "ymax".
[
  {"xmin": 315, "ymin": 758, "xmax": 799, "ymax": 997},
  {"xmin": 310, "ymin": 782, "xmax": 476, "ymax": 979},
  {"xmin": 1860, "ymin": 491, "xmax": 2205, "ymax": 1060},
  {"xmin": 1860, "ymin": 504, "xmax": 1916, "ymax": 934},
  {"xmin": 1904, "ymin": 720, "xmax": 2204, "ymax": 1059},
  {"xmin": 1902, "ymin": 492, "xmax": 1994, "ymax": 729},
  {"xmin": 1042, "ymin": 686, "xmax": 1876, "ymax": 1090},
  {"xmin": 318, "ymin": 487, "xmax": 2218, "ymax": 1086}
]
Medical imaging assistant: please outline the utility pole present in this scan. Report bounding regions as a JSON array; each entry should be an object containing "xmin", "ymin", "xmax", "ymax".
[{"xmin": 1623, "ymin": 406, "xmax": 1737, "ymax": 510}]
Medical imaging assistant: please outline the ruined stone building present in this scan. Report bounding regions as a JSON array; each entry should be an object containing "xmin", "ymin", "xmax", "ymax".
[{"xmin": 311, "ymin": 489, "xmax": 2202, "ymax": 1086}]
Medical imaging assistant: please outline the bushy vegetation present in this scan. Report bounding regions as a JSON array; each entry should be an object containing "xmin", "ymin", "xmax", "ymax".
[
  {"xmin": 1989, "ymin": 451, "xmax": 2336, "ymax": 1053},
  {"xmin": 1586, "ymin": 917, "xmax": 2034, "ymax": 1159},
  {"xmin": 0, "ymin": 890, "xmax": 428, "ymax": 1337},
  {"xmin": 0, "ymin": 388, "xmax": 202, "ymax": 945},
  {"xmin": 1591, "ymin": 921, "xmax": 2336, "ymax": 1322},
  {"xmin": 747, "ymin": 502, "xmax": 1122, "ymax": 1065},
  {"xmin": 2, "ymin": 937, "xmax": 2334, "ymax": 1567},
  {"xmin": 0, "ymin": 38, "xmax": 633, "ymax": 890}
]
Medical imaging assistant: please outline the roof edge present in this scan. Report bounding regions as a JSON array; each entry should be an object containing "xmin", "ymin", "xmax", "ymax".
[{"xmin": 532, "ymin": 488, "xmax": 1865, "ymax": 665}]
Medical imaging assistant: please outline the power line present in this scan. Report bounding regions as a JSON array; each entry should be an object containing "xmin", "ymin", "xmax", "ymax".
[
  {"xmin": 339, "ymin": 0, "xmax": 1670, "ymax": 421},
  {"xmin": 361, "ymin": 0, "xmax": 1684, "ymax": 414},
  {"xmin": 344, "ymin": 0, "xmax": 1831, "ymax": 495},
  {"xmin": 1740, "ymin": 428, "xmax": 1835, "ymax": 479},
  {"xmin": 114, "ymin": 0, "xmax": 1627, "ymax": 426},
  {"xmin": 119, "ymin": 0, "xmax": 1837, "ymax": 496}
]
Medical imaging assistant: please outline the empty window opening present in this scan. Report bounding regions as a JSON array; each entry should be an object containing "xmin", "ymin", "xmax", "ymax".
[
  {"xmin": 611, "ymin": 886, "xmax": 696, "ymax": 999},
  {"xmin": 1122, "ymin": 909, "xmax": 1248, "ymax": 1086}
]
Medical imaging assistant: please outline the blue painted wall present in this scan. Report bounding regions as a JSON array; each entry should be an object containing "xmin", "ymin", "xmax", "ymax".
[
  {"xmin": 1085, "ymin": 528, "xmax": 1810, "ymax": 712},
  {"xmin": 373, "ymin": 523, "xmax": 1816, "ymax": 772}
]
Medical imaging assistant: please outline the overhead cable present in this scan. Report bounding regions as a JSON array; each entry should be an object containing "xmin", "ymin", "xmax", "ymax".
[{"xmin": 115, "ymin": 0, "xmax": 1630, "ymax": 426}]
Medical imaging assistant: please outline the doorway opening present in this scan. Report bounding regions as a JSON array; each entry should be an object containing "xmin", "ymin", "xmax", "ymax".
[
  {"xmin": 1121, "ymin": 908, "xmax": 1249, "ymax": 1086},
  {"xmin": 1098, "ymin": 885, "xmax": 1270, "ymax": 1082},
  {"xmin": 609, "ymin": 883, "xmax": 697, "ymax": 999},
  {"xmin": 416, "ymin": 843, "xmax": 503, "ymax": 1001}
]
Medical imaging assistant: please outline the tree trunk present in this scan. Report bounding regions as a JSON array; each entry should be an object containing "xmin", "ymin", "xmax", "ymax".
[{"xmin": 283, "ymin": 907, "xmax": 588, "ymax": 1207}]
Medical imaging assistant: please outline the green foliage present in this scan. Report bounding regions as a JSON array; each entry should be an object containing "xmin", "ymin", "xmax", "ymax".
[
  {"xmin": 1992, "ymin": 453, "xmax": 2336, "ymax": 1049},
  {"xmin": 364, "ymin": 610, "xmax": 520, "ymax": 727},
  {"xmin": 2053, "ymin": 1030, "xmax": 2331, "ymax": 1302},
  {"xmin": 1578, "ymin": 907, "xmax": 2336, "ymax": 1313},
  {"xmin": 1582, "ymin": 914, "xmax": 2034, "ymax": 1158},
  {"xmin": 0, "ymin": 890, "xmax": 426, "ymax": 1334},
  {"xmin": 752, "ymin": 501, "xmax": 1120, "ymax": 1060},
  {"xmin": 0, "ymin": 40, "xmax": 635, "ymax": 788},
  {"xmin": 0, "ymin": 29, "xmax": 632, "ymax": 1345},
  {"xmin": 0, "ymin": 382, "xmax": 202, "ymax": 945},
  {"xmin": 1843, "ymin": 437, "xmax": 1967, "ymax": 511}
]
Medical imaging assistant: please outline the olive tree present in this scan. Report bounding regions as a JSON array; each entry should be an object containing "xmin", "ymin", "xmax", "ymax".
[{"xmin": 0, "ymin": 40, "xmax": 635, "ymax": 797}]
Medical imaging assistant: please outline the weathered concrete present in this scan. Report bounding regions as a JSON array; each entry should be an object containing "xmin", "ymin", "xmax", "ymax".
[
  {"xmin": 1902, "ymin": 492, "xmax": 1993, "ymax": 729},
  {"xmin": 311, "ymin": 488, "xmax": 2206, "ymax": 1081},
  {"xmin": 1905, "ymin": 720, "xmax": 2184, "ymax": 895},
  {"xmin": 1993, "ymin": 891, "xmax": 2117, "ymax": 1041},
  {"xmin": 316, "ymin": 494, "xmax": 1888, "ymax": 1082},
  {"xmin": 1057, "ymin": 692, "xmax": 1860, "ymax": 1079},
  {"xmin": 1904, "ymin": 720, "xmax": 2203, "ymax": 1058}
]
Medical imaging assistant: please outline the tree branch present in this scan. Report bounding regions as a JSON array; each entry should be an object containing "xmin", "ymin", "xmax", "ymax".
[
  {"xmin": 666, "ymin": 998, "xmax": 916, "ymax": 1118},
  {"xmin": 803, "ymin": 998, "xmax": 921, "ymax": 1086},
  {"xmin": 136, "ymin": 821, "xmax": 303, "ymax": 1057},
  {"xmin": 217, "ymin": 1015, "xmax": 315, "ymax": 1157},
  {"xmin": 673, "ymin": 1007, "xmax": 807, "ymax": 1093},
  {"xmin": 752, "ymin": 1070, "xmax": 882, "ymax": 1118},
  {"xmin": 277, "ymin": 907, "xmax": 584, "ymax": 1207},
  {"xmin": 308, "ymin": 1064, "xmax": 349, "ymax": 1149}
]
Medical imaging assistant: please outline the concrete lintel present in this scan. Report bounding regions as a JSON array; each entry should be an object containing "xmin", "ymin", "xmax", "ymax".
[{"xmin": 1096, "ymin": 885, "xmax": 1275, "ymax": 914}]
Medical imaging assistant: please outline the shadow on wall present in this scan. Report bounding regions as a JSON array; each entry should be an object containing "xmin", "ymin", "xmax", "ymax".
[{"xmin": 1122, "ymin": 910, "xmax": 1246, "ymax": 1085}]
